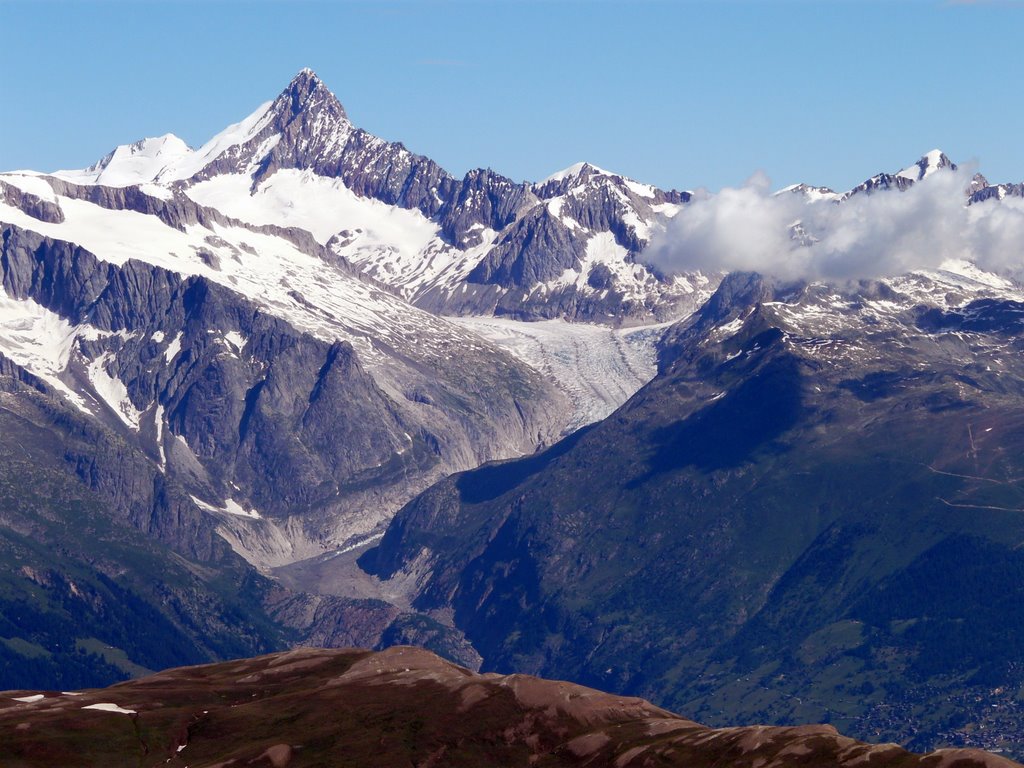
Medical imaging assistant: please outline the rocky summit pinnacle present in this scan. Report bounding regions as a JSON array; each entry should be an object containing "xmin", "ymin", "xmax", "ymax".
[
  {"xmin": 184, "ymin": 68, "xmax": 356, "ymax": 184},
  {"xmin": 278, "ymin": 67, "xmax": 347, "ymax": 122},
  {"xmin": 38, "ymin": 69, "xmax": 707, "ymax": 324}
]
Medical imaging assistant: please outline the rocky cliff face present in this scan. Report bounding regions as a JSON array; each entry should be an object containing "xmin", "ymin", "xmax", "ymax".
[
  {"xmin": 0, "ymin": 180, "xmax": 65, "ymax": 224},
  {"xmin": 0, "ymin": 217, "xmax": 567, "ymax": 568},
  {"xmin": 0, "ymin": 349, "xmax": 283, "ymax": 690},
  {"xmin": 0, "ymin": 214, "xmax": 568, "ymax": 688}
]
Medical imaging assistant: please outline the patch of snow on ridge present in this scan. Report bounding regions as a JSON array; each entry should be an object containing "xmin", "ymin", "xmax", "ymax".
[
  {"xmin": 138, "ymin": 183, "xmax": 174, "ymax": 201},
  {"xmin": 190, "ymin": 495, "xmax": 262, "ymax": 520},
  {"xmin": 1, "ymin": 173, "xmax": 59, "ymax": 203},
  {"xmin": 154, "ymin": 404, "xmax": 167, "ymax": 469},
  {"xmin": 224, "ymin": 330, "xmax": 246, "ymax": 353},
  {"xmin": 624, "ymin": 179, "xmax": 656, "ymax": 199},
  {"xmin": 541, "ymin": 161, "xmax": 612, "ymax": 184},
  {"xmin": 164, "ymin": 332, "xmax": 183, "ymax": 363},
  {"xmin": 87, "ymin": 353, "xmax": 142, "ymax": 430},
  {"xmin": 244, "ymin": 134, "xmax": 282, "ymax": 174},
  {"xmin": 710, "ymin": 316, "xmax": 745, "ymax": 342},
  {"xmin": 650, "ymin": 201, "xmax": 684, "ymax": 217},
  {"xmin": 224, "ymin": 498, "xmax": 261, "ymax": 519},
  {"xmin": 0, "ymin": 288, "xmax": 78, "ymax": 375},
  {"xmin": 82, "ymin": 703, "xmax": 136, "ymax": 715},
  {"xmin": 548, "ymin": 232, "xmax": 651, "ymax": 300},
  {"xmin": 936, "ymin": 259, "xmax": 1016, "ymax": 290},
  {"xmin": 157, "ymin": 100, "xmax": 276, "ymax": 182}
]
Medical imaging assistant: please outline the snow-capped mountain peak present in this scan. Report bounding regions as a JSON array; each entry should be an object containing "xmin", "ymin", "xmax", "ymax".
[
  {"xmin": 896, "ymin": 148, "xmax": 953, "ymax": 182},
  {"xmin": 842, "ymin": 149, "xmax": 957, "ymax": 199},
  {"xmin": 32, "ymin": 71, "xmax": 701, "ymax": 325},
  {"xmin": 782, "ymin": 150, "xmax": 959, "ymax": 203},
  {"xmin": 540, "ymin": 161, "xmax": 611, "ymax": 185},
  {"xmin": 776, "ymin": 183, "xmax": 839, "ymax": 202},
  {"xmin": 177, "ymin": 68, "xmax": 355, "ymax": 184},
  {"xmin": 276, "ymin": 67, "xmax": 347, "ymax": 122},
  {"xmin": 531, "ymin": 160, "xmax": 672, "ymax": 208},
  {"xmin": 53, "ymin": 69, "xmax": 354, "ymax": 189},
  {"xmin": 54, "ymin": 133, "xmax": 192, "ymax": 187}
]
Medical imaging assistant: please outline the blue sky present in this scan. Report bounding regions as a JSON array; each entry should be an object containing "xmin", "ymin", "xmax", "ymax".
[{"xmin": 1, "ymin": 0, "xmax": 1022, "ymax": 192}]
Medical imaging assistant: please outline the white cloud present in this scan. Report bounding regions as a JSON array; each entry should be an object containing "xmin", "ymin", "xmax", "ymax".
[{"xmin": 643, "ymin": 168, "xmax": 1024, "ymax": 282}]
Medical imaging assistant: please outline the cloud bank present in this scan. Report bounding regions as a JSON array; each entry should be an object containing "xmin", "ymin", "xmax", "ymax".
[{"xmin": 643, "ymin": 168, "xmax": 1024, "ymax": 282}]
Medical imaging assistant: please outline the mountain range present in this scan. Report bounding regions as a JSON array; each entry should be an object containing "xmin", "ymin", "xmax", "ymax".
[
  {"xmin": 362, "ymin": 266, "xmax": 1024, "ymax": 755},
  {"xmin": 43, "ymin": 68, "xmax": 708, "ymax": 325},
  {"xmin": 2, "ymin": 68, "xmax": 1024, "ymax": 759}
]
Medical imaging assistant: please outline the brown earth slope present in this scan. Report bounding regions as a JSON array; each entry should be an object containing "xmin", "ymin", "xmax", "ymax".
[{"xmin": 0, "ymin": 646, "xmax": 1018, "ymax": 768}]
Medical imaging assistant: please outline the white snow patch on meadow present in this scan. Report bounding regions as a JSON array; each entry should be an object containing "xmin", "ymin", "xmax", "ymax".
[{"xmin": 82, "ymin": 702, "xmax": 136, "ymax": 715}]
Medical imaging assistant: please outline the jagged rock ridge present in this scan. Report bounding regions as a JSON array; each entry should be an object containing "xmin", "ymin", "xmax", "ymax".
[{"xmin": 48, "ymin": 69, "xmax": 709, "ymax": 325}]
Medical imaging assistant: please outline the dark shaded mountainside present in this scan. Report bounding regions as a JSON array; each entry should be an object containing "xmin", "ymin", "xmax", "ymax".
[
  {"xmin": 0, "ymin": 221, "xmax": 557, "ymax": 687},
  {"xmin": 0, "ymin": 227, "xmax": 289, "ymax": 687},
  {"xmin": 0, "ymin": 372, "xmax": 280, "ymax": 690},
  {"xmin": 364, "ymin": 271, "xmax": 1024, "ymax": 756},
  {"xmin": 2, "ymin": 646, "xmax": 1018, "ymax": 768}
]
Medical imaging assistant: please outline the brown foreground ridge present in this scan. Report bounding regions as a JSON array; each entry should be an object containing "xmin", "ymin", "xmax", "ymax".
[{"xmin": 0, "ymin": 646, "xmax": 1018, "ymax": 767}]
